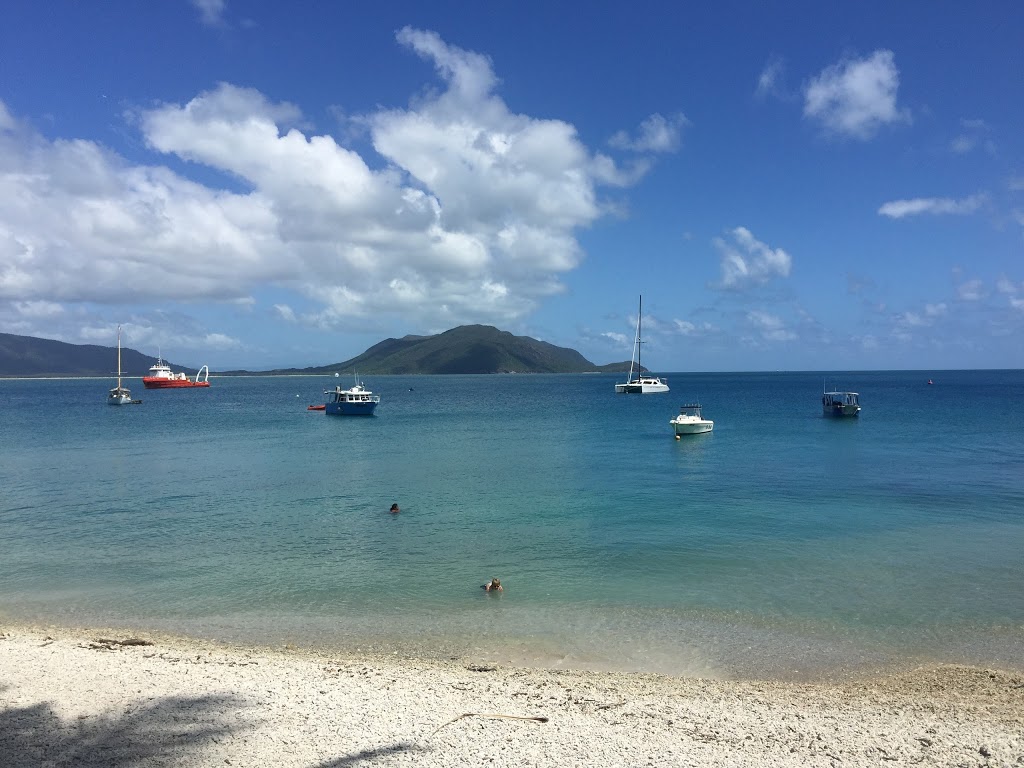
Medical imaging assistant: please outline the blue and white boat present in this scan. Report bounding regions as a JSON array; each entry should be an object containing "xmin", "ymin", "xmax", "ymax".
[{"xmin": 324, "ymin": 377, "xmax": 380, "ymax": 416}]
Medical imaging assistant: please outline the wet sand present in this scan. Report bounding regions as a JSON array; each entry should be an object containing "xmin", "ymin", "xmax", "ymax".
[{"xmin": 1, "ymin": 625, "xmax": 1022, "ymax": 767}]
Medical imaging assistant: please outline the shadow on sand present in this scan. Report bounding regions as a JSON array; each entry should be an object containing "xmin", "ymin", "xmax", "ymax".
[
  {"xmin": 0, "ymin": 691, "xmax": 247, "ymax": 767},
  {"xmin": 0, "ymin": 684, "xmax": 431, "ymax": 766}
]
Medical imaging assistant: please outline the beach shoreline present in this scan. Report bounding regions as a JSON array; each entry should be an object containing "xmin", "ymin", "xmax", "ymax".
[{"xmin": 2, "ymin": 623, "xmax": 1021, "ymax": 766}]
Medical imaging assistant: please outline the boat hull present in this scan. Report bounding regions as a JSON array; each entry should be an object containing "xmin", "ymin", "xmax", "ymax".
[
  {"xmin": 671, "ymin": 419, "xmax": 713, "ymax": 435},
  {"xmin": 823, "ymin": 404, "xmax": 860, "ymax": 417},
  {"xmin": 325, "ymin": 401, "xmax": 378, "ymax": 416},
  {"xmin": 616, "ymin": 380, "xmax": 670, "ymax": 394},
  {"xmin": 143, "ymin": 378, "xmax": 211, "ymax": 389},
  {"xmin": 108, "ymin": 388, "xmax": 133, "ymax": 405}
]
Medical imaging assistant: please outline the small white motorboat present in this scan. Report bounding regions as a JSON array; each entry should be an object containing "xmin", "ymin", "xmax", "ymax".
[{"xmin": 670, "ymin": 403, "xmax": 713, "ymax": 437}]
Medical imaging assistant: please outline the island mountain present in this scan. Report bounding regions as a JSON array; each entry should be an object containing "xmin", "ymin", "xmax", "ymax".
[
  {"xmin": 0, "ymin": 326, "xmax": 638, "ymax": 377},
  {"xmin": 249, "ymin": 326, "xmax": 638, "ymax": 375}
]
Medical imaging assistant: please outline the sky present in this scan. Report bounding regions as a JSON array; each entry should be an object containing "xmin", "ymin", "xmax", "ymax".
[{"xmin": 1, "ymin": 2, "xmax": 1022, "ymax": 371}]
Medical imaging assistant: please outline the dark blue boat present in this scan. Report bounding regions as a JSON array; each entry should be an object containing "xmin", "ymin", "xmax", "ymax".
[{"xmin": 324, "ymin": 378, "xmax": 380, "ymax": 416}]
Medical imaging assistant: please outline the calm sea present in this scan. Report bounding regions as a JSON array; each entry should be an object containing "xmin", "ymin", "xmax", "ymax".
[{"xmin": 1, "ymin": 370, "xmax": 1022, "ymax": 681}]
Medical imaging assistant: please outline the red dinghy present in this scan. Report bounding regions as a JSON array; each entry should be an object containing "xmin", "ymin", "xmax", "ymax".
[{"xmin": 307, "ymin": 404, "xmax": 326, "ymax": 411}]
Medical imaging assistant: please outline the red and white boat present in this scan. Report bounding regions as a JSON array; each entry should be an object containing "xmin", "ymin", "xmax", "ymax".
[{"xmin": 142, "ymin": 357, "xmax": 211, "ymax": 389}]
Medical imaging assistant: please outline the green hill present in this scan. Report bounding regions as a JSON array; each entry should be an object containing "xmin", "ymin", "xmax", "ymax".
[
  {"xmin": 262, "ymin": 325, "xmax": 617, "ymax": 375},
  {"xmin": 0, "ymin": 332, "xmax": 198, "ymax": 378}
]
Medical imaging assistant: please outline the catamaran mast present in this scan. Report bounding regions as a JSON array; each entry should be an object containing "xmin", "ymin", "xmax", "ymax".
[{"xmin": 636, "ymin": 295, "xmax": 642, "ymax": 379}]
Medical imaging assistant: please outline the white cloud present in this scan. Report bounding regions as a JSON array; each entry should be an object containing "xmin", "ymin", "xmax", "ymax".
[
  {"xmin": 878, "ymin": 194, "xmax": 987, "ymax": 219},
  {"xmin": 608, "ymin": 113, "xmax": 688, "ymax": 153},
  {"xmin": 191, "ymin": 0, "xmax": 226, "ymax": 26},
  {"xmin": 803, "ymin": 50, "xmax": 910, "ymax": 139},
  {"xmin": 273, "ymin": 304, "xmax": 296, "ymax": 322},
  {"xmin": 672, "ymin": 318, "xmax": 713, "ymax": 336},
  {"xmin": 674, "ymin": 319, "xmax": 696, "ymax": 335},
  {"xmin": 746, "ymin": 310, "xmax": 796, "ymax": 341},
  {"xmin": 756, "ymin": 57, "xmax": 785, "ymax": 99},
  {"xmin": 203, "ymin": 332, "xmax": 240, "ymax": 349},
  {"xmin": 957, "ymin": 279, "xmax": 984, "ymax": 301},
  {"xmin": 0, "ymin": 29, "xmax": 652, "ymax": 336},
  {"xmin": 950, "ymin": 118, "xmax": 995, "ymax": 155},
  {"xmin": 950, "ymin": 135, "xmax": 975, "ymax": 154},
  {"xmin": 897, "ymin": 301, "xmax": 949, "ymax": 330},
  {"xmin": 12, "ymin": 300, "xmax": 64, "ymax": 318},
  {"xmin": 996, "ymin": 275, "xmax": 1018, "ymax": 295},
  {"xmin": 1009, "ymin": 176, "xmax": 1024, "ymax": 192},
  {"xmin": 0, "ymin": 101, "xmax": 15, "ymax": 131},
  {"xmin": 601, "ymin": 331, "xmax": 628, "ymax": 345},
  {"xmin": 712, "ymin": 227, "xmax": 791, "ymax": 290}
]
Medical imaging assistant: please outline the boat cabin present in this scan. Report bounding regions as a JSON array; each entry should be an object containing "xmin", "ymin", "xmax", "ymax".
[{"xmin": 822, "ymin": 392, "xmax": 859, "ymax": 408}]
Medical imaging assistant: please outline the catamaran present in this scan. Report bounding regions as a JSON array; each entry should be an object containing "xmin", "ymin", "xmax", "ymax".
[{"xmin": 614, "ymin": 295, "xmax": 669, "ymax": 394}]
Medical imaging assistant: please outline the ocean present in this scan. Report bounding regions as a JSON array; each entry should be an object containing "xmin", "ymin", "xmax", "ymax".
[{"xmin": 1, "ymin": 370, "xmax": 1022, "ymax": 681}]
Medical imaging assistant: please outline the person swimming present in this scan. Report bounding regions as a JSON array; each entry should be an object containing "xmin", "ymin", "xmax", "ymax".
[
  {"xmin": 482, "ymin": 577, "xmax": 502, "ymax": 592},
  {"xmin": 389, "ymin": 503, "xmax": 400, "ymax": 513}
]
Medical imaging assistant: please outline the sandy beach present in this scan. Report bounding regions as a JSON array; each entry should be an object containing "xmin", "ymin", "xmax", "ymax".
[{"xmin": 1, "ymin": 625, "xmax": 1022, "ymax": 767}]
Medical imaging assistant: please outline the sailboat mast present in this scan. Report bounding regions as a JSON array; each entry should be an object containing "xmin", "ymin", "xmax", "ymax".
[
  {"xmin": 117, "ymin": 326, "xmax": 122, "ymax": 389},
  {"xmin": 634, "ymin": 294, "xmax": 643, "ymax": 378}
]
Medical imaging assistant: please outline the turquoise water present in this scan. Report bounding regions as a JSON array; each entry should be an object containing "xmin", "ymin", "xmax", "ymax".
[{"xmin": 1, "ymin": 371, "xmax": 1023, "ymax": 680}]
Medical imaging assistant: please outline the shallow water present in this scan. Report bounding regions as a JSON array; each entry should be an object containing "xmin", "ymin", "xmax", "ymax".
[{"xmin": 2, "ymin": 370, "xmax": 1022, "ymax": 680}]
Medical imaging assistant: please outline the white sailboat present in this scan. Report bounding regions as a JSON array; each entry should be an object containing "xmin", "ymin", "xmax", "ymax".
[
  {"xmin": 107, "ymin": 325, "xmax": 134, "ymax": 405},
  {"xmin": 614, "ymin": 295, "xmax": 669, "ymax": 394}
]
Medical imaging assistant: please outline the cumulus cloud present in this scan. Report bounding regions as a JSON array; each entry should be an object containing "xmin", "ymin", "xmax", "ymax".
[
  {"xmin": 878, "ymin": 194, "xmax": 987, "ymax": 219},
  {"xmin": 711, "ymin": 227, "xmax": 791, "ymax": 290},
  {"xmin": 0, "ymin": 29, "xmax": 655, "ymax": 340},
  {"xmin": 608, "ymin": 113, "xmax": 688, "ymax": 153},
  {"xmin": 803, "ymin": 50, "xmax": 910, "ymax": 139}
]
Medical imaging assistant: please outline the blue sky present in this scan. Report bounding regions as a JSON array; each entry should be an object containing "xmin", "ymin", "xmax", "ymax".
[{"xmin": 1, "ymin": 1, "xmax": 1021, "ymax": 371}]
